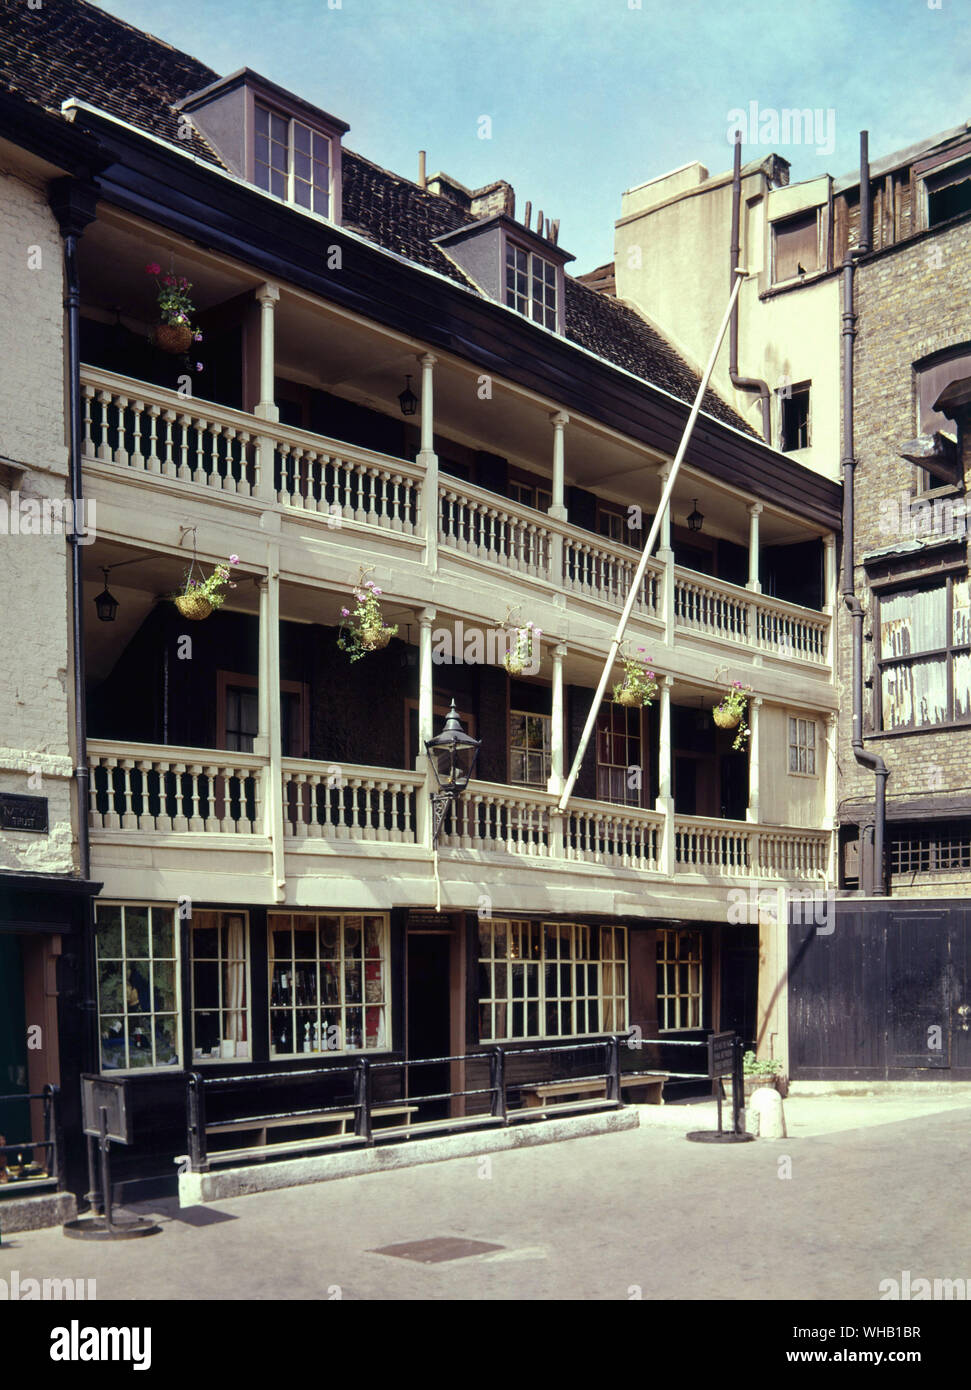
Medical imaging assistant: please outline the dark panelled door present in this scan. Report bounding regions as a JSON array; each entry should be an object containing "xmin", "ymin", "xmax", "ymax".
[{"xmin": 887, "ymin": 913, "xmax": 950, "ymax": 1069}]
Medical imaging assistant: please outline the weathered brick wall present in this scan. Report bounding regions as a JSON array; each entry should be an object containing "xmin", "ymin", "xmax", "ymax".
[
  {"xmin": 837, "ymin": 214, "xmax": 971, "ymax": 890},
  {"xmin": 0, "ymin": 168, "xmax": 75, "ymax": 874}
]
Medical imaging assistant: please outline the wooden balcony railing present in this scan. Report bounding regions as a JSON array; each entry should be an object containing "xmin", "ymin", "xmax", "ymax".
[
  {"xmin": 87, "ymin": 741, "xmax": 265, "ymax": 835},
  {"xmin": 282, "ymin": 760, "xmax": 422, "ymax": 842}
]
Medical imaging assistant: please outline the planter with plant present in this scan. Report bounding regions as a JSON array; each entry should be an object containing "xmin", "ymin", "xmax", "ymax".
[
  {"xmin": 742, "ymin": 1050, "xmax": 785, "ymax": 1097},
  {"xmin": 503, "ymin": 622, "xmax": 539, "ymax": 676},
  {"xmin": 173, "ymin": 554, "xmax": 239, "ymax": 620},
  {"xmin": 145, "ymin": 262, "xmax": 203, "ymax": 356},
  {"xmin": 612, "ymin": 648, "xmax": 658, "ymax": 708},
  {"xmin": 713, "ymin": 680, "xmax": 752, "ymax": 751},
  {"xmin": 337, "ymin": 574, "xmax": 398, "ymax": 661}
]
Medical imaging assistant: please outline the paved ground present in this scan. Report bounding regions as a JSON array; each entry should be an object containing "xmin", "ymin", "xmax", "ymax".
[{"xmin": 3, "ymin": 1093, "xmax": 970, "ymax": 1301}]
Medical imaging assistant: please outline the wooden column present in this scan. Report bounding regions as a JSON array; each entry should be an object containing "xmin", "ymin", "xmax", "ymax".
[
  {"xmin": 254, "ymin": 284, "xmax": 280, "ymax": 423},
  {"xmin": 747, "ymin": 502, "xmax": 763, "ymax": 592},
  {"xmin": 547, "ymin": 642, "xmax": 568, "ymax": 795},
  {"xmin": 746, "ymin": 695, "xmax": 762, "ymax": 824},
  {"xmin": 418, "ymin": 353, "xmax": 438, "ymax": 573},
  {"xmin": 416, "ymin": 606, "xmax": 437, "ymax": 847},
  {"xmin": 655, "ymin": 675, "xmax": 675, "ymax": 876}
]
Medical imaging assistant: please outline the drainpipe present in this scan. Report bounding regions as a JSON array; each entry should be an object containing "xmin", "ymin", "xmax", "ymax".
[
  {"xmin": 730, "ymin": 133, "xmax": 772, "ymax": 441},
  {"xmin": 50, "ymin": 177, "xmax": 100, "ymax": 1082},
  {"xmin": 840, "ymin": 132, "xmax": 888, "ymax": 897}
]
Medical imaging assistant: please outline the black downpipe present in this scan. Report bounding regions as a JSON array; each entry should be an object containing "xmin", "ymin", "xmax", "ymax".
[
  {"xmin": 840, "ymin": 132, "xmax": 888, "ymax": 896},
  {"xmin": 729, "ymin": 133, "xmax": 772, "ymax": 441},
  {"xmin": 50, "ymin": 178, "xmax": 100, "ymax": 1070}
]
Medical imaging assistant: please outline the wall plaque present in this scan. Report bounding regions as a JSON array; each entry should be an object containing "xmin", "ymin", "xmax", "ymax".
[{"xmin": 0, "ymin": 793, "xmax": 49, "ymax": 834}]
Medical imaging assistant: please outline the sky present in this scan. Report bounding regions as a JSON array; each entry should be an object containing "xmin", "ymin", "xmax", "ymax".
[{"xmin": 95, "ymin": 0, "xmax": 970, "ymax": 274}]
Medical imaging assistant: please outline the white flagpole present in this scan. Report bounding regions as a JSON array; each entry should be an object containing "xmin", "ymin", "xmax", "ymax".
[{"xmin": 556, "ymin": 269, "xmax": 750, "ymax": 814}]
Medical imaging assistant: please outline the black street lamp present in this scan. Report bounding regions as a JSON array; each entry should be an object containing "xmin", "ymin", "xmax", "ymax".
[
  {"xmin": 424, "ymin": 700, "xmax": 481, "ymax": 844},
  {"xmin": 686, "ymin": 499, "xmax": 705, "ymax": 533},
  {"xmin": 94, "ymin": 568, "xmax": 119, "ymax": 623}
]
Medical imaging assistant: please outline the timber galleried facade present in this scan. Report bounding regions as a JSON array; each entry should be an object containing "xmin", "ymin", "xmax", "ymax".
[{"xmin": 0, "ymin": 0, "xmax": 841, "ymax": 1199}]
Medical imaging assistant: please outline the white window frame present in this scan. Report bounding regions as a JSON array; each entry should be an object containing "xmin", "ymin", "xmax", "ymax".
[
  {"xmin": 95, "ymin": 901, "xmax": 182, "ymax": 1074},
  {"xmin": 504, "ymin": 241, "xmax": 559, "ymax": 330},
  {"xmin": 657, "ymin": 928, "xmax": 703, "ymax": 1032},
  {"xmin": 268, "ymin": 912, "xmax": 390, "ymax": 1056},
  {"xmin": 477, "ymin": 919, "xmax": 628, "ymax": 1042},
  {"xmin": 190, "ymin": 910, "xmax": 252, "ymax": 1064},
  {"xmin": 254, "ymin": 102, "xmax": 333, "ymax": 218},
  {"xmin": 509, "ymin": 710, "xmax": 552, "ymax": 787},
  {"xmin": 771, "ymin": 209, "xmax": 821, "ymax": 285},
  {"xmin": 787, "ymin": 716, "xmax": 818, "ymax": 777}
]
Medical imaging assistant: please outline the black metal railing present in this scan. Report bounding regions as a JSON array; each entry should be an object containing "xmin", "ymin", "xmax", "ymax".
[
  {"xmin": 0, "ymin": 1085, "xmax": 63, "ymax": 1192},
  {"xmin": 183, "ymin": 1038, "xmax": 633, "ymax": 1174}
]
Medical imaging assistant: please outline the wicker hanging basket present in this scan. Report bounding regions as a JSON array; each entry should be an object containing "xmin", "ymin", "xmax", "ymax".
[
  {"xmin": 174, "ymin": 593, "xmax": 213, "ymax": 620},
  {"xmin": 616, "ymin": 685, "xmax": 642, "ymax": 707},
  {"xmin": 155, "ymin": 322, "xmax": 194, "ymax": 354},
  {"xmin": 713, "ymin": 704, "xmax": 741, "ymax": 730},
  {"xmin": 504, "ymin": 655, "xmax": 527, "ymax": 676},
  {"xmin": 360, "ymin": 624, "xmax": 392, "ymax": 651}
]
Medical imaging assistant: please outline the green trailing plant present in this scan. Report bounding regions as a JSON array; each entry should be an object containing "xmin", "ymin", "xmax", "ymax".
[
  {"xmin": 503, "ymin": 622, "xmax": 538, "ymax": 675},
  {"xmin": 175, "ymin": 555, "xmax": 238, "ymax": 610},
  {"xmin": 713, "ymin": 680, "xmax": 752, "ymax": 752},
  {"xmin": 337, "ymin": 576, "xmax": 398, "ymax": 661},
  {"xmin": 742, "ymin": 1050, "xmax": 783, "ymax": 1077},
  {"xmin": 612, "ymin": 648, "xmax": 658, "ymax": 707},
  {"xmin": 145, "ymin": 262, "xmax": 202, "ymax": 339}
]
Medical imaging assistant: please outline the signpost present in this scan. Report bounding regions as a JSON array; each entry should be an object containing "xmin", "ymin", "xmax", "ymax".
[
  {"xmin": 686, "ymin": 1032, "xmax": 755, "ymax": 1144},
  {"xmin": 63, "ymin": 1077, "xmax": 160, "ymax": 1239}
]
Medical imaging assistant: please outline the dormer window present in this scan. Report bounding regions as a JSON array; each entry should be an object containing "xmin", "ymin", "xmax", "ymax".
[
  {"xmin": 505, "ymin": 243, "xmax": 558, "ymax": 329},
  {"xmin": 255, "ymin": 104, "xmax": 332, "ymax": 216},
  {"xmin": 176, "ymin": 68, "xmax": 348, "ymax": 225}
]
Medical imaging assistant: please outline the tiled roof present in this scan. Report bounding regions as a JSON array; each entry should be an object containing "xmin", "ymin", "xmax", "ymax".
[{"xmin": 0, "ymin": 0, "xmax": 753, "ymax": 433}]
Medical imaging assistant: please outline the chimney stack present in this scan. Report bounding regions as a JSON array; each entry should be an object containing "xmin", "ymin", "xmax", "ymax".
[{"xmin": 418, "ymin": 150, "xmax": 426, "ymax": 190}]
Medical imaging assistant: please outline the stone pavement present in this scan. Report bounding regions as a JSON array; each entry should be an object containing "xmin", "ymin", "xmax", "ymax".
[{"xmin": 2, "ymin": 1093, "xmax": 969, "ymax": 1301}]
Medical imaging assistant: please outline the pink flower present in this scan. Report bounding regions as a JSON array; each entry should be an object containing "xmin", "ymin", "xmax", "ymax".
[
  {"xmin": 195, "ymin": 362, "xmax": 203, "ymax": 371},
  {"xmin": 145, "ymin": 262, "xmax": 161, "ymax": 275},
  {"xmin": 229, "ymin": 555, "xmax": 239, "ymax": 565},
  {"xmin": 371, "ymin": 585, "xmax": 382, "ymax": 596},
  {"xmin": 341, "ymin": 607, "xmax": 350, "ymax": 617},
  {"xmin": 163, "ymin": 275, "xmax": 175, "ymax": 285},
  {"xmin": 194, "ymin": 333, "xmax": 203, "ymax": 342}
]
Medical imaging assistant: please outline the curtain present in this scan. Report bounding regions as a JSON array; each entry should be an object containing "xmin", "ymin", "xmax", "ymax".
[{"xmin": 224, "ymin": 915, "xmax": 247, "ymax": 1046}]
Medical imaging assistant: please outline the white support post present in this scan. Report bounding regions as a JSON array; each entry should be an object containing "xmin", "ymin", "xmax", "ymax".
[
  {"xmin": 416, "ymin": 606, "xmax": 437, "ymax": 848},
  {"xmin": 823, "ymin": 532, "xmax": 837, "ymax": 668},
  {"xmin": 417, "ymin": 353, "xmax": 439, "ymax": 573},
  {"xmin": 825, "ymin": 709, "xmax": 838, "ymax": 884},
  {"xmin": 747, "ymin": 502, "xmax": 763, "ymax": 592},
  {"xmin": 657, "ymin": 464, "xmax": 675, "ymax": 646},
  {"xmin": 549, "ymin": 412, "xmax": 568, "ymax": 585},
  {"xmin": 254, "ymin": 284, "xmax": 280, "ymax": 423},
  {"xmin": 261, "ymin": 549, "xmax": 285, "ymax": 900},
  {"xmin": 746, "ymin": 695, "xmax": 762, "ymax": 825},
  {"xmin": 655, "ymin": 675, "xmax": 675, "ymax": 876},
  {"xmin": 547, "ymin": 642, "xmax": 568, "ymax": 796}
]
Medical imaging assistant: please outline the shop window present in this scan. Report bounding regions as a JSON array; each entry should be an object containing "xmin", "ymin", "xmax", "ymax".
[
  {"xmin": 268, "ymin": 912, "xmax": 389, "ymax": 1055},
  {"xmin": 191, "ymin": 911, "xmax": 250, "ymax": 1062},
  {"xmin": 596, "ymin": 704, "xmax": 642, "ymax": 806},
  {"xmin": 788, "ymin": 717, "xmax": 817, "ymax": 775},
  {"xmin": 656, "ymin": 929, "xmax": 703, "ymax": 1031},
  {"xmin": 877, "ymin": 576, "xmax": 971, "ymax": 730},
  {"xmin": 780, "ymin": 384, "xmax": 811, "ymax": 452},
  {"xmin": 509, "ymin": 711, "xmax": 551, "ymax": 786},
  {"xmin": 95, "ymin": 903, "xmax": 180, "ymax": 1072},
  {"xmin": 772, "ymin": 210, "xmax": 819, "ymax": 283},
  {"xmin": 476, "ymin": 920, "xmax": 627, "ymax": 1042}
]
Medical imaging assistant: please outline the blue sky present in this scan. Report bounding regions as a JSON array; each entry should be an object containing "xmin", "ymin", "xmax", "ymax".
[{"xmin": 96, "ymin": 0, "xmax": 969, "ymax": 273}]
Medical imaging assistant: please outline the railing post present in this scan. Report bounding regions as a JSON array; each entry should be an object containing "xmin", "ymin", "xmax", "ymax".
[
  {"xmin": 186, "ymin": 1071, "xmax": 209, "ymax": 1174},
  {"xmin": 490, "ymin": 1046, "xmax": 507, "ymax": 1120},
  {"xmin": 607, "ymin": 1035, "xmax": 622, "ymax": 1104},
  {"xmin": 355, "ymin": 1057, "xmax": 373, "ymax": 1143}
]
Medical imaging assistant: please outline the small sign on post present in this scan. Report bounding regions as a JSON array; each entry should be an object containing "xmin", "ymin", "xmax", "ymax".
[
  {"xmin": 63, "ymin": 1077, "xmax": 160, "ymax": 1240},
  {"xmin": 686, "ymin": 1032, "xmax": 755, "ymax": 1144}
]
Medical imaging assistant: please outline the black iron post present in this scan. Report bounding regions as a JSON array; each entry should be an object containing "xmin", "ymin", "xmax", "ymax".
[
  {"xmin": 732, "ymin": 1036, "xmax": 744, "ymax": 1135},
  {"xmin": 608, "ymin": 1034, "xmax": 622, "ymax": 1104},
  {"xmin": 355, "ymin": 1057, "xmax": 373, "ymax": 1142},
  {"xmin": 186, "ymin": 1072, "xmax": 209, "ymax": 1173},
  {"xmin": 490, "ymin": 1047, "xmax": 507, "ymax": 1120}
]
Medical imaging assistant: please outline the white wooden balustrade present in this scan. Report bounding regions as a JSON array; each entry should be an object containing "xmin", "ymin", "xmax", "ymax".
[
  {"xmin": 82, "ymin": 370, "xmax": 261, "ymax": 495},
  {"xmin": 274, "ymin": 427, "xmax": 421, "ymax": 533},
  {"xmin": 439, "ymin": 482, "xmax": 553, "ymax": 578},
  {"xmin": 674, "ymin": 815, "xmax": 828, "ymax": 877},
  {"xmin": 440, "ymin": 782, "xmax": 554, "ymax": 855},
  {"xmin": 564, "ymin": 799, "xmax": 663, "ymax": 873},
  {"xmin": 674, "ymin": 572, "xmax": 749, "ymax": 644},
  {"xmin": 281, "ymin": 761, "xmax": 422, "ymax": 842},
  {"xmin": 87, "ymin": 741, "xmax": 265, "ymax": 834},
  {"xmin": 563, "ymin": 535, "xmax": 661, "ymax": 616}
]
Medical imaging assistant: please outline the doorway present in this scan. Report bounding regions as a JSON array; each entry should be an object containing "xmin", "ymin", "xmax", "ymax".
[{"xmin": 406, "ymin": 934, "xmax": 453, "ymax": 1119}]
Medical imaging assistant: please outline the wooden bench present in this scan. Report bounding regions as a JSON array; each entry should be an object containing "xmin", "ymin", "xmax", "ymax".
[
  {"xmin": 205, "ymin": 1104, "xmax": 418, "ymax": 1161},
  {"xmin": 519, "ymin": 1071, "xmax": 668, "ymax": 1112}
]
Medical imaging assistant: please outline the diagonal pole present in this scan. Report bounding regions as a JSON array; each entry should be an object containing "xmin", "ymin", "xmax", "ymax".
[{"xmin": 557, "ymin": 270, "xmax": 750, "ymax": 814}]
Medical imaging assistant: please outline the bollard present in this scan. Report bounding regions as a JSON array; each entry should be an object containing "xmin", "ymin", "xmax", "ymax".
[{"xmin": 748, "ymin": 1085, "xmax": 786, "ymax": 1139}]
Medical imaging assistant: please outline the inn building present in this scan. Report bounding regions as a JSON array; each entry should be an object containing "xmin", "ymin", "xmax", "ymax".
[
  {"xmin": 0, "ymin": 0, "xmax": 841, "ymax": 1206},
  {"xmin": 602, "ymin": 121, "xmax": 971, "ymax": 1080}
]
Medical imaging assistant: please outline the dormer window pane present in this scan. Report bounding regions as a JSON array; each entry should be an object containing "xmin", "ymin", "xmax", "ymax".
[
  {"xmin": 254, "ymin": 103, "xmax": 332, "ymax": 219},
  {"xmin": 506, "ymin": 241, "xmax": 558, "ymax": 330}
]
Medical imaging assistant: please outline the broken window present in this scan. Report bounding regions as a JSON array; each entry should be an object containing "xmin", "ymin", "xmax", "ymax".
[
  {"xmin": 772, "ymin": 210, "xmax": 819, "ymax": 283},
  {"xmin": 780, "ymin": 384, "xmax": 811, "ymax": 452},
  {"xmin": 877, "ymin": 576, "xmax": 971, "ymax": 730},
  {"xmin": 925, "ymin": 157, "xmax": 971, "ymax": 228},
  {"xmin": 890, "ymin": 821, "xmax": 971, "ymax": 878}
]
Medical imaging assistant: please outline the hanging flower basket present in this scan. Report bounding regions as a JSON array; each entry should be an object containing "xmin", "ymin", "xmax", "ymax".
[
  {"xmin": 174, "ymin": 593, "xmax": 213, "ymax": 620},
  {"xmin": 337, "ymin": 575, "xmax": 398, "ymax": 661},
  {"xmin": 171, "ymin": 553, "xmax": 239, "ymax": 621},
  {"xmin": 503, "ymin": 623, "xmax": 538, "ymax": 676},
  {"xmin": 712, "ymin": 681, "xmax": 752, "ymax": 752},
  {"xmin": 155, "ymin": 322, "xmax": 194, "ymax": 355},
  {"xmin": 612, "ymin": 649, "xmax": 658, "ymax": 708}
]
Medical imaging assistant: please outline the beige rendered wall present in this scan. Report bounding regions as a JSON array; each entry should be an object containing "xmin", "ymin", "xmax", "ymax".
[
  {"xmin": 759, "ymin": 704, "xmax": 825, "ymax": 828},
  {"xmin": 0, "ymin": 166, "xmax": 76, "ymax": 875}
]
